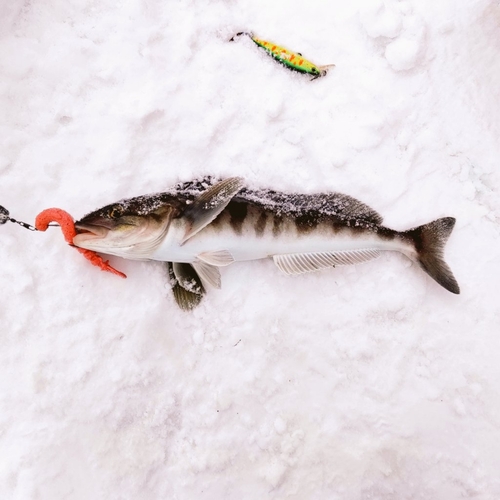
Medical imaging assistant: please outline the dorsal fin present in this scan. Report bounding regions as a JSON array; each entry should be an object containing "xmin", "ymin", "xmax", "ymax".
[
  {"xmin": 167, "ymin": 262, "xmax": 205, "ymax": 310},
  {"xmin": 172, "ymin": 262, "xmax": 204, "ymax": 295}
]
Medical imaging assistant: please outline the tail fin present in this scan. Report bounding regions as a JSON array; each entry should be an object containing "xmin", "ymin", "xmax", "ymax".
[
  {"xmin": 404, "ymin": 217, "xmax": 460, "ymax": 294},
  {"xmin": 318, "ymin": 64, "xmax": 336, "ymax": 74},
  {"xmin": 229, "ymin": 32, "xmax": 253, "ymax": 42}
]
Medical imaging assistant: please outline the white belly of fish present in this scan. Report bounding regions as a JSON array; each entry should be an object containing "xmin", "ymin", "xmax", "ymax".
[{"xmin": 150, "ymin": 218, "xmax": 413, "ymax": 264}]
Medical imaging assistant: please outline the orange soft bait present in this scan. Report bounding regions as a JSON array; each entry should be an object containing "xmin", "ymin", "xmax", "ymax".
[{"xmin": 35, "ymin": 208, "xmax": 127, "ymax": 279}]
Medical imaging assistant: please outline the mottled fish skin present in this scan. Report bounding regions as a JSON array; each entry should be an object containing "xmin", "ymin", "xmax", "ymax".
[
  {"xmin": 73, "ymin": 177, "xmax": 460, "ymax": 298},
  {"xmin": 165, "ymin": 176, "xmax": 383, "ymax": 226},
  {"xmin": 160, "ymin": 176, "xmax": 387, "ymax": 239},
  {"xmin": 154, "ymin": 176, "xmax": 400, "ymax": 261}
]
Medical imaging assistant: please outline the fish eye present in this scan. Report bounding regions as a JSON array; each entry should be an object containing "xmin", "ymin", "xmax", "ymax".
[{"xmin": 109, "ymin": 206, "xmax": 123, "ymax": 218}]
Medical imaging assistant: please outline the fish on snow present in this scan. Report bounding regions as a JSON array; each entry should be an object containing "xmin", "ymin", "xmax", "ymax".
[{"xmin": 73, "ymin": 177, "xmax": 460, "ymax": 310}]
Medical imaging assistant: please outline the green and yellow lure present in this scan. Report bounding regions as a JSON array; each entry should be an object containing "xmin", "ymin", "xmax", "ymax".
[{"xmin": 230, "ymin": 32, "xmax": 334, "ymax": 80}]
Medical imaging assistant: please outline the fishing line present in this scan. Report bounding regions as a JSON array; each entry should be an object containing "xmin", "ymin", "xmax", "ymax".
[
  {"xmin": 2, "ymin": 204, "xmax": 126, "ymax": 277},
  {"xmin": 0, "ymin": 204, "xmax": 59, "ymax": 231}
]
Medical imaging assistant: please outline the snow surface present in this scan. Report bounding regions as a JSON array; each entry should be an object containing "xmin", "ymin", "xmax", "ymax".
[{"xmin": 1, "ymin": 0, "xmax": 500, "ymax": 498}]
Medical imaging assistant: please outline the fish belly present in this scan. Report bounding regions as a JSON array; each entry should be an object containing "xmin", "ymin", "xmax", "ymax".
[{"xmin": 151, "ymin": 218, "xmax": 411, "ymax": 264}]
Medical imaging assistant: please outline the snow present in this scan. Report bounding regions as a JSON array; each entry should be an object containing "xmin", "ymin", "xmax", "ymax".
[{"xmin": 1, "ymin": 0, "xmax": 500, "ymax": 498}]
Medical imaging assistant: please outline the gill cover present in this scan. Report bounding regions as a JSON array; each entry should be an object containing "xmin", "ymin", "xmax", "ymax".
[{"xmin": 73, "ymin": 202, "xmax": 177, "ymax": 260}]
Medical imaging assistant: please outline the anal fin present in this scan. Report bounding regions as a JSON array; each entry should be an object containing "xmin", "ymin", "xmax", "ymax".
[{"xmin": 273, "ymin": 249, "xmax": 380, "ymax": 276}]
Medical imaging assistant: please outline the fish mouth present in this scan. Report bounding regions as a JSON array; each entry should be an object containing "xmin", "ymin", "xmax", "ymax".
[
  {"xmin": 74, "ymin": 212, "xmax": 121, "ymax": 234},
  {"xmin": 73, "ymin": 222, "xmax": 111, "ymax": 245},
  {"xmin": 74, "ymin": 223, "xmax": 109, "ymax": 237}
]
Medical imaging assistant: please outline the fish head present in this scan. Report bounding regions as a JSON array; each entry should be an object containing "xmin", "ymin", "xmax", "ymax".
[{"xmin": 73, "ymin": 196, "xmax": 180, "ymax": 260}]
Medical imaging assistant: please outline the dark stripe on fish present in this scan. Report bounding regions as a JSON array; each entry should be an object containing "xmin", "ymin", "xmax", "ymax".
[
  {"xmin": 272, "ymin": 215, "xmax": 284, "ymax": 237},
  {"xmin": 255, "ymin": 211, "xmax": 268, "ymax": 237},
  {"xmin": 228, "ymin": 201, "xmax": 248, "ymax": 235},
  {"xmin": 295, "ymin": 213, "xmax": 319, "ymax": 234},
  {"xmin": 374, "ymin": 226, "xmax": 397, "ymax": 241}
]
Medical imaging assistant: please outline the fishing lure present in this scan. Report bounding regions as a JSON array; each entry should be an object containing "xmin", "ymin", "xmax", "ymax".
[
  {"xmin": 35, "ymin": 208, "xmax": 126, "ymax": 278},
  {"xmin": 1, "ymin": 203, "xmax": 125, "ymax": 277},
  {"xmin": 229, "ymin": 31, "xmax": 334, "ymax": 80}
]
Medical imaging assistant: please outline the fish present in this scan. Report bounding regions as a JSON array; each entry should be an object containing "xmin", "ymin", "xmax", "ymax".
[
  {"xmin": 73, "ymin": 177, "xmax": 460, "ymax": 310},
  {"xmin": 229, "ymin": 32, "xmax": 334, "ymax": 80}
]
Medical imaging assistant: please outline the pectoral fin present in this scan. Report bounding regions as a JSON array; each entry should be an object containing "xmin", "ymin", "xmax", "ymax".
[
  {"xmin": 273, "ymin": 249, "xmax": 380, "ymax": 275},
  {"xmin": 167, "ymin": 262, "xmax": 205, "ymax": 310},
  {"xmin": 181, "ymin": 177, "xmax": 244, "ymax": 244}
]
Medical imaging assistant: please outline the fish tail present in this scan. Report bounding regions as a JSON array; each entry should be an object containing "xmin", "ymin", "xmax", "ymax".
[
  {"xmin": 404, "ymin": 217, "xmax": 460, "ymax": 294},
  {"xmin": 318, "ymin": 63, "xmax": 335, "ymax": 73}
]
